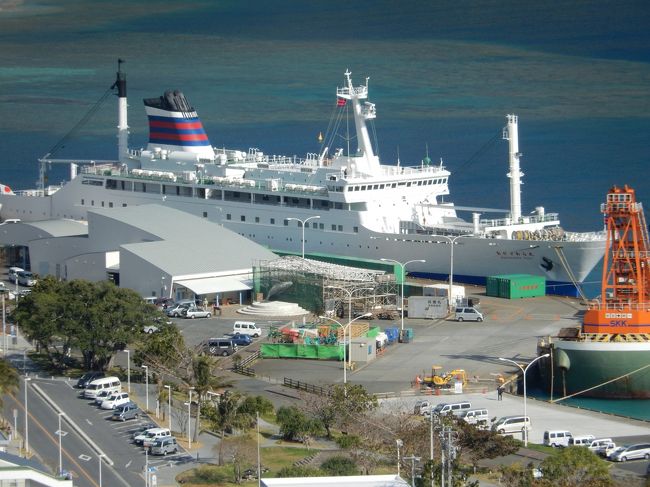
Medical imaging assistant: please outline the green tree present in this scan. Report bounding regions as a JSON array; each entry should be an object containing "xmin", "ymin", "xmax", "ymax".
[
  {"xmin": 276, "ymin": 405, "xmax": 323, "ymax": 444},
  {"xmin": 320, "ymin": 455, "xmax": 358, "ymax": 476},
  {"xmin": 14, "ymin": 278, "xmax": 153, "ymax": 370},
  {"xmin": 203, "ymin": 391, "xmax": 255, "ymax": 465},
  {"xmin": 455, "ymin": 420, "xmax": 519, "ymax": 472},
  {"xmin": 0, "ymin": 358, "xmax": 19, "ymax": 406},
  {"xmin": 537, "ymin": 446, "xmax": 613, "ymax": 487}
]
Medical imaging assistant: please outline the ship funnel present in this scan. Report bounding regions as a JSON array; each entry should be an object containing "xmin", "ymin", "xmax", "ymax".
[
  {"xmin": 112, "ymin": 59, "xmax": 129, "ymax": 163},
  {"xmin": 143, "ymin": 90, "xmax": 215, "ymax": 160}
]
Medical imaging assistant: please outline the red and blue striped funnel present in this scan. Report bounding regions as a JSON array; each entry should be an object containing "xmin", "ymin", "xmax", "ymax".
[{"xmin": 143, "ymin": 90, "xmax": 214, "ymax": 158}]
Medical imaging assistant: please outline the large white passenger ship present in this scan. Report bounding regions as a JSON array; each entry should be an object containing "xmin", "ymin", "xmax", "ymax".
[{"xmin": 0, "ymin": 64, "xmax": 604, "ymax": 296}]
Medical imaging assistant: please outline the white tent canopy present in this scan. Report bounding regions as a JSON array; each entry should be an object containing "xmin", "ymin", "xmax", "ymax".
[{"xmin": 175, "ymin": 276, "xmax": 251, "ymax": 295}]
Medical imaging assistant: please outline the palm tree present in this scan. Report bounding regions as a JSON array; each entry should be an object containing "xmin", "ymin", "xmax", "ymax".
[
  {"xmin": 205, "ymin": 391, "xmax": 254, "ymax": 465},
  {"xmin": 0, "ymin": 358, "xmax": 19, "ymax": 405},
  {"xmin": 190, "ymin": 354, "xmax": 232, "ymax": 443}
]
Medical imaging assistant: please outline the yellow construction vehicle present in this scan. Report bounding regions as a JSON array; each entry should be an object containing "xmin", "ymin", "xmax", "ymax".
[{"xmin": 422, "ymin": 366, "xmax": 468, "ymax": 389}]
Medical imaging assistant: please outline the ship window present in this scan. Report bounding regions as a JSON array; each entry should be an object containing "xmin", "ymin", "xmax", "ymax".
[
  {"xmin": 354, "ymin": 186, "xmax": 360, "ymax": 191},
  {"xmin": 122, "ymin": 203, "xmax": 127, "ymax": 207},
  {"xmin": 203, "ymin": 212, "xmax": 208, "ymax": 218},
  {"xmin": 331, "ymin": 224, "xmax": 336, "ymax": 231},
  {"xmin": 109, "ymin": 202, "xmax": 113, "ymax": 208},
  {"xmin": 226, "ymin": 214, "xmax": 232, "ymax": 220},
  {"xmin": 101, "ymin": 201, "xmax": 105, "ymax": 207},
  {"xmin": 373, "ymin": 184, "xmax": 379, "ymax": 189},
  {"xmin": 353, "ymin": 226, "xmax": 359, "ymax": 233},
  {"xmin": 255, "ymin": 216, "xmax": 260, "ymax": 223},
  {"xmin": 392, "ymin": 183, "xmax": 397, "ymax": 188},
  {"xmin": 271, "ymin": 218, "xmax": 275, "ymax": 224},
  {"xmin": 379, "ymin": 184, "xmax": 385, "ymax": 189},
  {"xmin": 284, "ymin": 219, "xmax": 289, "ymax": 226},
  {"xmin": 361, "ymin": 185, "xmax": 367, "ymax": 191},
  {"xmin": 406, "ymin": 182, "xmax": 412, "ymax": 187},
  {"xmin": 91, "ymin": 200, "xmax": 94, "ymax": 206},
  {"xmin": 81, "ymin": 199, "xmax": 85, "ymax": 205},
  {"xmin": 319, "ymin": 223, "xmax": 324, "ymax": 229},
  {"xmin": 241, "ymin": 215, "xmax": 245, "ymax": 222},
  {"xmin": 338, "ymin": 225, "xmax": 343, "ymax": 231}
]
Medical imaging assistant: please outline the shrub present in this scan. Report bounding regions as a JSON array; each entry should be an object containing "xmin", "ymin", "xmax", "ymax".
[
  {"xmin": 320, "ymin": 455, "xmax": 359, "ymax": 476},
  {"xmin": 277, "ymin": 466, "xmax": 322, "ymax": 477}
]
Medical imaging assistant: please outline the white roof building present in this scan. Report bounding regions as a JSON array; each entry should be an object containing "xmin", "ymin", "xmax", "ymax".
[{"xmin": 262, "ymin": 475, "xmax": 409, "ymax": 487}]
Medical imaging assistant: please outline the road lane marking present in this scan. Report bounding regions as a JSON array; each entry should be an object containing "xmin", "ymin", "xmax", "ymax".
[{"xmin": 79, "ymin": 454, "xmax": 92, "ymax": 461}]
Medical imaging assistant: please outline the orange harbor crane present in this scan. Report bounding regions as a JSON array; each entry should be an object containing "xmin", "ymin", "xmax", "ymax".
[{"xmin": 583, "ymin": 185, "xmax": 650, "ymax": 334}]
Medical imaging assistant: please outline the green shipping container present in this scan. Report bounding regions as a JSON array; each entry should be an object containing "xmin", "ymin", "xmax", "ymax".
[
  {"xmin": 485, "ymin": 276, "xmax": 501, "ymax": 297},
  {"xmin": 489, "ymin": 274, "xmax": 545, "ymax": 299}
]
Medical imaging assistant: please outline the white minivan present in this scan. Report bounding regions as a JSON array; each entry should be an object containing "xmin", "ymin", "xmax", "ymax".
[
  {"xmin": 492, "ymin": 416, "xmax": 532, "ymax": 435},
  {"xmin": 83, "ymin": 376, "xmax": 121, "ymax": 399},
  {"xmin": 233, "ymin": 321, "xmax": 262, "ymax": 338},
  {"xmin": 455, "ymin": 307, "xmax": 484, "ymax": 322},
  {"xmin": 568, "ymin": 434, "xmax": 596, "ymax": 447},
  {"xmin": 459, "ymin": 408, "xmax": 490, "ymax": 426},
  {"xmin": 543, "ymin": 430, "xmax": 573, "ymax": 447}
]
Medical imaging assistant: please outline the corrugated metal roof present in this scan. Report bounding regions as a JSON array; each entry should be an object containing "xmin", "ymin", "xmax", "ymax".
[
  {"xmin": 21, "ymin": 219, "xmax": 88, "ymax": 237},
  {"xmin": 90, "ymin": 204, "xmax": 277, "ymax": 275}
]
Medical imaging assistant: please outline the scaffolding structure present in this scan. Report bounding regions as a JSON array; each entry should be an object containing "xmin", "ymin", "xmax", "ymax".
[{"xmin": 253, "ymin": 256, "xmax": 398, "ymax": 316}]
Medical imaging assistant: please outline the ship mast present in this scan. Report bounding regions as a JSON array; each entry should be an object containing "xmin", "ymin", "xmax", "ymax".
[
  {"xmin": 503, "ymin": 114, "xmax": 523, "ymax": 223},
  {"xmin": 335, "ymin": 70, "xmax": 380, "ymax": 174}
]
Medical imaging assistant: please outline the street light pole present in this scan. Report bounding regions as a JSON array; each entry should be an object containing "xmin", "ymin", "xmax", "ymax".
[
  {"xmin": 287, "ymin": 215, "xmax": 320, "ymax": 258},
  {"xmin": 498, "ymin": 354, "xmax": 550, "ymax": 447},
  {"xmin": 325, "ymin": 286, "xmax": 373, "ymax": 371},
  {"xmin": 141, "ymin": 365, "xmax": 149, "ymax": 412},
  {"xmin": 24, "ymin": 377, "xmax": 30, "ymax": 457},
  {"xmin": 432, "ymin": 235, "xmax": 473, "ymax": 310},
  {"xmin": 396, "ymin": 439, "xmax": 403, "ymax": 477},
  {"xmin": 380, "ymin": 258, "xmax": 426, "ymax": 332},
  {"xmin": 188, "ymin": 387, "xmax": 195, "ymax": 449},
  {"xmin": 57, "ymin": 412, "xmax": 64, "ymax": 477},
  {"xmin": 122, "ymin": 349, "xmax": 130, "ymax": 393},
  {"xmin": 98, "ymin": 454, "xmax": 106, "ymax": 487},
  {"xmin": 319, "ymin": 313, "xmax": 372, "ymax": 385},
  {"xmin": 164, "ymin": 385, "xmax": 172, "ymax": 432},
  {"xmin": 2, "ymin": 291, "xmax": 6, "ymax": 356},
  {"xmin": 404, "ymin": 455, "xmax": 421, "ymax": 487}
]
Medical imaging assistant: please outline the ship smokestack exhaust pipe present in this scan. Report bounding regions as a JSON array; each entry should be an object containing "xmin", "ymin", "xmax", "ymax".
[
  {"xmin": 504, "ymin": 114, "xmax": 523, "ymax": 223},
  {"xmin": 113, "ymin": 59, "xmax": 129, "ymax": 163}
]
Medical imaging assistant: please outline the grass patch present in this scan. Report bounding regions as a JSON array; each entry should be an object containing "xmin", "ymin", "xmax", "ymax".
[
  {"xmin": 519, "ymin": 442, "xmax": 555, "ymax": 456},
  {"xmin": 177, "ymin": 447, "xmax": 319, "ymax": 486}
]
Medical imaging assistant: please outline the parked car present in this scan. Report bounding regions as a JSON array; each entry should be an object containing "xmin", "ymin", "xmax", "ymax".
[
  {"xmin": 229, "ymin": 334, "xmax": 253, "ymax": 347},
  {"xmin": 588, "ymin": 438, "xmax": 616, "ymax": 456},
  {"xmin": 111, "ymin": 402, "xmax": 140, "ymax": 421},
  {"xmin": 141, "ymin": 428, "xmax": 172, "ymax": 448},
  {"xmin": 568, "ymin": 435, "xmax": 596, "ymax": 447},
  {"xmin": 8, "ymin": 267, "xmax": 24, "ymax": 283},
  {"xmin": 232, "ymin": 321, "xmax": 262, "ymax": 338},
  {"xmin": 491, "ymin": 416, "xmax": 532, "ymax": 435},
  {"xmin": 202, "ymin": 338, "xmax": 238, "ymax": 356},
  {"xmin": 149, "ymin": 436, "xmax": 178, "ymax": 455},
  {"xmin": 143, "ymin": 324, "xmax": 159, "ymax": 334},
  {"xmin": 166, "ymin": 303, "xmax": 190, "ymax": 318},
  {"xmin": 17, "ymin": 271, "xmax": 37, "ymax": 287},
  {"xmin": 131, "ymin": 423, "xmax": 157, "ymax": 442},
  {"xmin": 609, "ymin": 443, "xmax": 650, "ymax": 462},
  {"xmin": 93, "ymin": 389, "xmax": 112, "ymax": 405},
  {"xmin": 100, "ymin": 392, "xmax": 131, "ymax": 410},
  {"xmin": 76, "ymin": 371, "xmax": 105, "ymax": 389},
  {"xmin": 454, "ymin": 307, "xmax": 484, "ymax": 322},
  {"xmin": 185, "ymin": 307, "xmax": 211, "ymax": 319}
]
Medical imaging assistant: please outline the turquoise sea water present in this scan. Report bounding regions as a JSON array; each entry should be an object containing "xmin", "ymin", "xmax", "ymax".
[{"xmin": 1, "ymin": 0, "xmax": 649, "ymax": 415}]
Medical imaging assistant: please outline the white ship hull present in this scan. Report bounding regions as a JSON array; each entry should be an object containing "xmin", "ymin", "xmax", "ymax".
[{"xmin": 0, "ymin": 173, "xmax": 604, "ymax": 295}]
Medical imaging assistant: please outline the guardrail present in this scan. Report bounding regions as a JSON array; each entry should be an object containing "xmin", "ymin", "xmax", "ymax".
[{"xmin": 283, "ymin": 377, "xmax": 329, "ymax": 396}]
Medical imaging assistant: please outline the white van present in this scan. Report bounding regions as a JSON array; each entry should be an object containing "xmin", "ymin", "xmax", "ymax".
[
  {"xmin": 8, "ymin": 267, "xmax": 24, "ymax": 283},
  {"xmin": 568, "ymin": 434, "xmax": 595, "ymax": 447},
  {"xmin": 233, "ymin": 321, "xmax": 262, "ymax": 338},
  {"xmin": 428, "ymin": 401, "xmax": 472, "ymax": 417},
  {"xmin": 83, "ymin": 376, "xmax": 121, "ymax": 399},
  {"xmin": 413, "ymin": 400, "xmax": 432, "ymax": 415},
  {"xmin": 459, "ymin": 408, "xmax": 489, "ymax": 426},
  {"xmin": 143, "ymin": 296, "xmax": 157, "ymax": 305},
  {"xmin": 543, "ymin": 430, "xmax": 573, "ymax": 447},
  {"xmin": 588, "ymin": 438, "xmax": 615, "ymax": 456},
  {"xmin": 492, "ymin": 416, "xmax": 532, "ymax": 435},
  {"xmin": 455, "ymin": 307, "xmax": 484, "ymax": 322}
]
